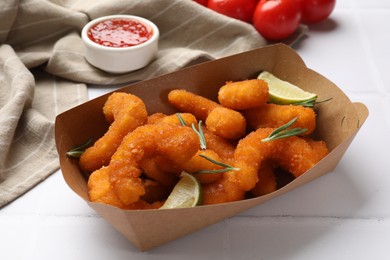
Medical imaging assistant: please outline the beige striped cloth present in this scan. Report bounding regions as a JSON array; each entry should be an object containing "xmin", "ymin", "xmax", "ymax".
[{"xmin": 0, "ymin": 0, "xmax": 306, "ymax": 207}]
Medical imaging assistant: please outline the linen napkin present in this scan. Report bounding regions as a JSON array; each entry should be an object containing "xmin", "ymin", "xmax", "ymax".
[{"xmin": 0, "ymin": 0, "xmax": 306, "ymax": 207}]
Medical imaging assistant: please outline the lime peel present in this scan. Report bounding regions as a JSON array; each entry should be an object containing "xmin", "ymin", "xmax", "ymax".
[
  {"xmin": 159, "ymin": 171, "xmax": 202, "ymax": 209},
  {"xmin": 258, "ymin": 71, "xmax": 317, "ymax": 105}
]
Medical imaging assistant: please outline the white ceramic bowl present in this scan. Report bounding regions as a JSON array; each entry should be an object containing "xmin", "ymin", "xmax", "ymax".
[{"xmin": 81, "ymin": 15, "xmax": 159, "ymax": 74}]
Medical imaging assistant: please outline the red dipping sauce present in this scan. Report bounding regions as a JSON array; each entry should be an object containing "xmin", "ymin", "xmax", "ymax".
[{"xmin": 87, "ymin": 18, "xmax": 154, "ymax": 48}]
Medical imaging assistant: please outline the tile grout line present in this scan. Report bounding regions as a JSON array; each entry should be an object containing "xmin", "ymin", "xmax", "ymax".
[
  {"xmin": 0, "ymin": 213, "xmax": 100, "ymax": 219},
  {"xmin": 19, "ymin": 189, "xmax": 47, "ymax": 260},
  {"xmin": 222, "ymin": 219, "xmax": 231, "ymax": 260},
  {"xmin": 234, "ymin": 214, "xmax": 390, "ymax": 223},
  {"xmin": 3, "ymin": 212, "xmax": 387, "ymax": 222}
]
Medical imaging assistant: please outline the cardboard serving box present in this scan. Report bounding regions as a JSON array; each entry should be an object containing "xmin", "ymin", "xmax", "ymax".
[{"xmin": 55, "ymin": 43, "xmax": 368, "ymax": 251}]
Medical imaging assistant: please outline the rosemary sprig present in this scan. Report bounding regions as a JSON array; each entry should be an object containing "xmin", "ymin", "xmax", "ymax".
[
  {"xmin": 191, "ymin": 121, "xmax": 207, "ymax": 150},
  {"xmin": 176, "ymin": 113, "xmax": 187, "ymax": 126},
  {"xmin": 175, "ymin": 113, "xmax": 238, "ymax": 174},
  {"xmin": 192, "ymin": 154, "xmax": 240, "ymax": 174},
  {"xmin": 291, "ymin": 97, "xmax": 332, "ymax": 107},
  {"xmin": 66, "ymin": 138, "xmax": 93, "ymax": 158},
  {"xmin": 262, "ymin": 117, "xmax": 307, "ymax": 142},
  {"xmin": 176, "ymin": 113, "xmax": 207, "ymax": 150}
]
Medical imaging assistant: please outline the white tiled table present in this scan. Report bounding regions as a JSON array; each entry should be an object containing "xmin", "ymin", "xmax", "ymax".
[{"xmin": 2, "ymin": 0, "xmax": 390, "ymax": 259}]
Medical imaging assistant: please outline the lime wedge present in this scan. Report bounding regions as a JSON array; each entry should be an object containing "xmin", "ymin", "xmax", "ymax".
[
  {"xmin": 258, "ymin": 71, "xmax": 317, "ymax": 105},
  {"xmin": 160, "ymin": 172, "xmax": 202, "ymax": 209}
]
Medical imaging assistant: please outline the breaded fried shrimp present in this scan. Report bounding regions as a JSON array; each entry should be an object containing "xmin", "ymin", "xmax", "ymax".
[
  {"xmin": 234, "ymin": 128, "xmax": 329, "ymax": 191},
  {"xmin": 278, "ymin": 137, "xmax": 329, "ymax": 177},
  {"xmin": 79, "ymin": 92, "xmax": 147, "ymax": 172},
  {"xmin": 142, "ymin": 112, "xmax": 198, "ymax": 187},
  {"xmin": 168, "ymin": 89, "xmax": 217, "ymax": 120},
  {"xmin": 87, "ymin": 167, "xmax": 162, "ymax": 209},
  {"xmin": 88, "ymin": 124, "xmax": 199, "ymax": 207},
  {"xmin": 244, "ymin": 103, "xmax": 316, "ymax": 135},
  {"xmin": 218, "ymin": 79, "xmax": 269, "ymax": 110},
  {"xmin": 203, "ymin": 127, "xmax": 329, "ymax": 205},
  {"xmin": 205, "ymin": 106, "xmax": 246, "ymax": 140},
  {"xmin": 168, "ymin": 89, "xmax": 246, "ymax": 139}
]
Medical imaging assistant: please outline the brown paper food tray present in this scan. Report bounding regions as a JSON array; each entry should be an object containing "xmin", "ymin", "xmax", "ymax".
[{"xmin": 55, "ymin": 43, "xmax": 368, "ymax": 251}]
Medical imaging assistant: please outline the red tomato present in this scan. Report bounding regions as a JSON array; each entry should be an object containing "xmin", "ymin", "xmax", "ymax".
[
  {"xmin": 194, "ymin": 0, "xmax": 209, "ymax": 6},
  {"xmin": 207, "ymin": 0, "xmax": 257, "ymax": 23},
  {"xmin": 253, "ymin": 0, "xmax": 301, "ymax": 40},
  {"xmin": 298, "ymin": 0, "xmax": 336, "ymax": 24}
]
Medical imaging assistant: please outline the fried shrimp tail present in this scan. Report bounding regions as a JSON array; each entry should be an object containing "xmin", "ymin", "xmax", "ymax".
[
  {"xmin": 218, "ymin": 79, "xmax": 269, "ymax": 110},
  {"xmin": 168, "ymin": 89, "xmax": 246, "ymax": 139},
  {"xmin": 79, "ymin": 92, "xmax": 147, "ymax": 172},
  {"xmin": 88, "ymin": 124, "xmax": 199, "ymax": 208}
]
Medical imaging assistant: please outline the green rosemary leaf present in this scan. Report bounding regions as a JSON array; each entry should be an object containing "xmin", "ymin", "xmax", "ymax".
[
  {"xmin": 262, "ymin": 117, "xmax": 307, "ymax": 142},
  {"xmin": 269, "ymin": 116, "xmax": 298, "ymax": 136},
  {"xmin": 314, "ymin": 97, "xmax": 333, "ymax": 105},
  {"xmin": 176, "ymin": 113, "xmax": 186, "ymax": 126},
  {"xmin": 192, "ymin": 154, "xmax": 239, "ymax": 174},
  {"xmin": 262, "ymin": 128, "xmax": 308, "ymax": 142},
  {"xmin": 66, "ymin": 138, "xmax": 93, "ymax": 158},
  {"xmin": 176, "ymin": 113, "xmax": 207, "ymax": 150},
  {"xmin": 291, "ymin": 97, "xmax": 332, "ymax": 107},
  {"xmin": 193, "ymin": 168, "xmax": 235, "ymax": 174},
  {"xmin": 191, "ymin": 121, "xmax": 207, "ymax": 150},
  {"xmin": 197, "ymin": 154, "xmax": 231, "ymax": 168},
  {"xmin": 197, "ymin": 120, "xmax": 206, "ymax": 147},
  {"xmin": 66, "ymin": 150, "xmax": 85, "ymax": 158}
]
